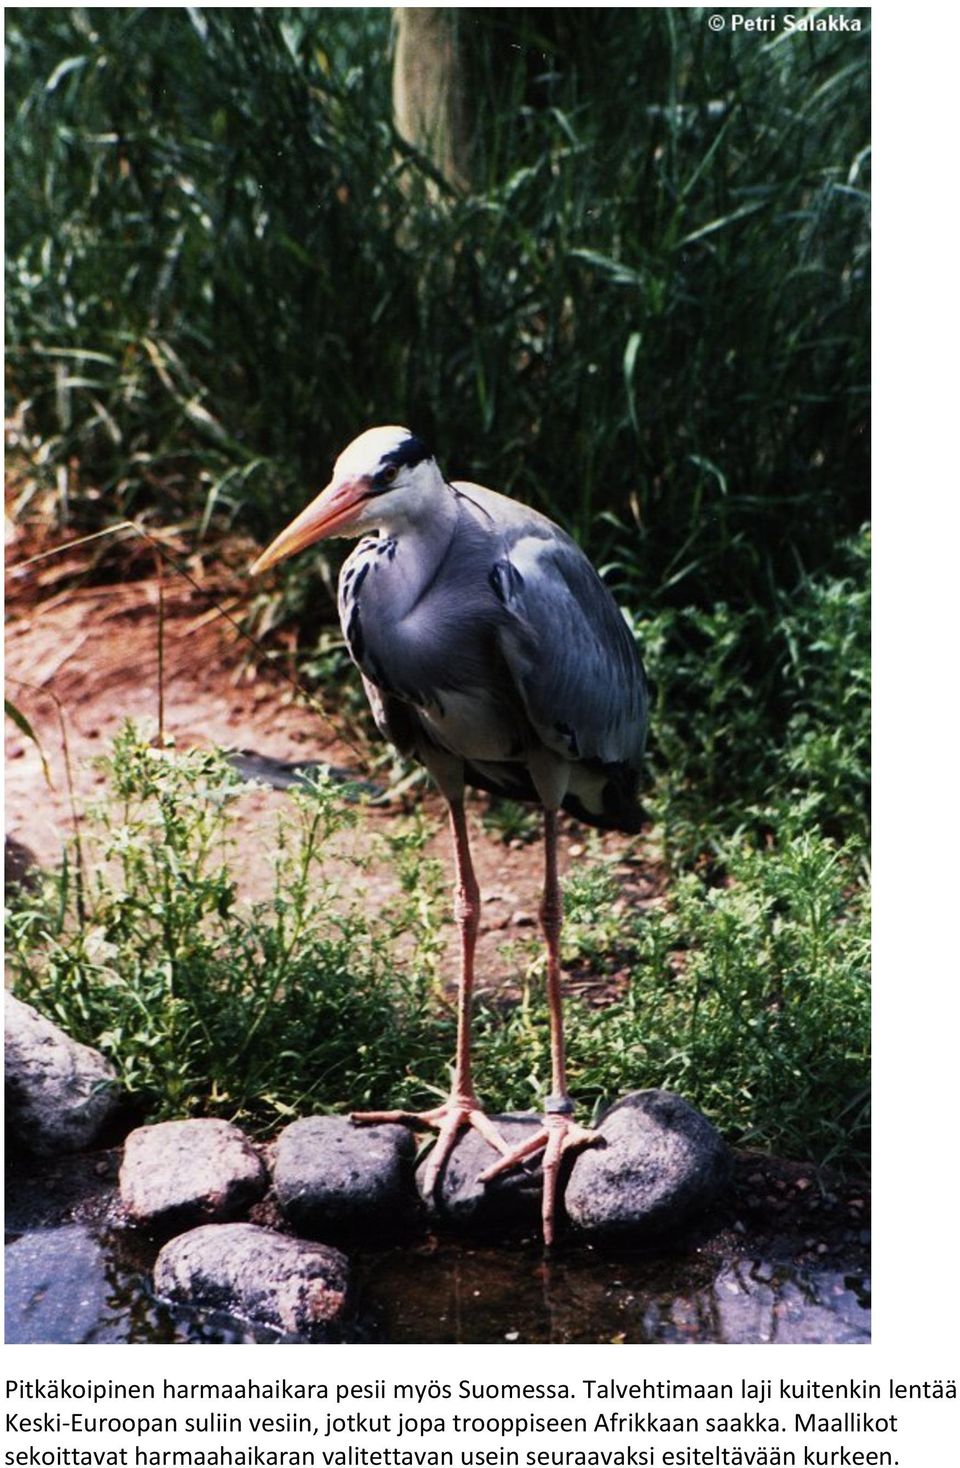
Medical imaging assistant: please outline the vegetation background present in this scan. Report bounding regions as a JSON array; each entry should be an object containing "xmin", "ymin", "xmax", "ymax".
[{"xmin": 5, "ymin": 8, "xmax": 870, "ymax": 1173}]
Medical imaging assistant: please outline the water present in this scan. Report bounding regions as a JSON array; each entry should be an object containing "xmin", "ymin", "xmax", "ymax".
[
  {"xmin": 5, "ymin": 1154, "xmax": 869, "ymax": 1345},
  {"xmin": 354, "ymin": 1236, "xmax": 869, "ymax": 1345},
  {"xmin": 4, "ymin": 1223, "xmax": 869, "ymax": 1346}
]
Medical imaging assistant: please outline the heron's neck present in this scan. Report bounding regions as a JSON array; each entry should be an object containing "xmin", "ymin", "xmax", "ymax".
[{"xmin": 372, "ymin": 482, "xmax": 460, "ymax": 617}]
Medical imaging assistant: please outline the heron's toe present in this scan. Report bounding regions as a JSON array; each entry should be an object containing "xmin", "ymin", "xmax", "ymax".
[{"xmin": 477, "ymin": 1128, "xmax": 549, "ymax": 1182}]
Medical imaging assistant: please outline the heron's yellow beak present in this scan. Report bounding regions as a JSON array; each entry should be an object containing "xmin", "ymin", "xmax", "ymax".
[{"xmin": 249, "ymin": 478, "xmax": 370, "ymax": 575}]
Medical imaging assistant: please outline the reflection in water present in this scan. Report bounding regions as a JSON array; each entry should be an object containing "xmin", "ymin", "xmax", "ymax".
[
  {"xmin": 6, "ymin": 1194, "xmax": 869, "ymax": 1346},
  {"xmin": 648, "ymin": 1259, "xmax": 870, "ymax": 1346},
  {"xmin": 353, "ymin": 1237, "xmax": 869, "ymax": 1346}
]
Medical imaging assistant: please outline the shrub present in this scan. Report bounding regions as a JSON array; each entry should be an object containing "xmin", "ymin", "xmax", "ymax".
[
  {"xmin": 477, "ymin": 805, "xmax": 869, "ymax": 1171},
  {"xmin": 6, "ymin": 728, "xmax": 868, "ymax": 1170},
  {"xmin": 5, "ymin": 727, "xmax": 450, "ymax": 1126}
]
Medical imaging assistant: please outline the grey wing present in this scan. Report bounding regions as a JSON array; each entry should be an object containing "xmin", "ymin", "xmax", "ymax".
[{"xmin": 491, "ymin": 530, "xmax": 648, "ymax": 770}]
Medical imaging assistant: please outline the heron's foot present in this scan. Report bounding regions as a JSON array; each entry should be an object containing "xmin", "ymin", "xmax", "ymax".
[
  {"xmin": 477, "ymin": 1105, "xmax": 599, "ymax": 1247},
  {"xmin": 351, "ymin": 1095, "xmax": 512, "ymax": 1198}
]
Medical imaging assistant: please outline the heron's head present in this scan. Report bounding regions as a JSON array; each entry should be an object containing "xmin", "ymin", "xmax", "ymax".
[{"xmin": 249, "ymin": 426, "xmax": 440, "ymax": 575}]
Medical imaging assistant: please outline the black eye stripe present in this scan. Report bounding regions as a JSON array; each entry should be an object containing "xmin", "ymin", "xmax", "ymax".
[
  {"xmin": 349, "ymin": 434, "xmax": 434, "ymax": 498},
  {"xmin": 380, "ymin": 434, "xmax": 432, "ymax": 472}
]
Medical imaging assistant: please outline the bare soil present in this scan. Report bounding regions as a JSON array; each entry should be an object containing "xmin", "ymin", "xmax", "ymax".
[{"xmin": 4, "ymin": 525, "xmax": 662, "ymax": 997}]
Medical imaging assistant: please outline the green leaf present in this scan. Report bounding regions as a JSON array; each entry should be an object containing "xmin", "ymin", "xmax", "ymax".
[{"xmin": 5, "ymin": 699, "xmax": 53, "ymax": 788}]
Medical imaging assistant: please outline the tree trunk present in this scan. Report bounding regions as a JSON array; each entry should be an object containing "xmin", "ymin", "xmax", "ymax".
[{"xmin": 392, "ymin": 8, "xmax": 471, "ymax": 193}]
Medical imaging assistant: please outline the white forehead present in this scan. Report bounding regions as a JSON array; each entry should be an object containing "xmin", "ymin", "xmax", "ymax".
[{"xmin": 334, "ymin": 425, "xmax": 413, "ymax": 479}]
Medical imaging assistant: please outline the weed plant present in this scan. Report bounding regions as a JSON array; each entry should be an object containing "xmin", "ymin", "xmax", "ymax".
[
  {"xmin": 641, "ymin": 528, "xmax": 870, "ymax": 858},
  {"xmin": 5, "ymin": 728, "xmax": 451, "ymax": 1125},
  {"xmin": 7, "ymin": 727, "xmax": 868, "ymax": 1170},
  {"xmin": 575, "ymin": 805, "xmax": 869, "ymax": 1170}
]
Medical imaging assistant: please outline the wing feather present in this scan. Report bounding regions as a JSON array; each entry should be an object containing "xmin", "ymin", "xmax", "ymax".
[{"xmin": 491, "ymin": 527, "xmax": 648, "ymax": 771}]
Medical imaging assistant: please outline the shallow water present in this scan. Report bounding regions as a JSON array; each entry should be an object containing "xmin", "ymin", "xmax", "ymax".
[
  {"xmin": 355, "ymin": 1235, "xmax": 869, "ymax": 1346},
  {"xmin": 4, "ymin": 1221, "xmax": 869, "ymax": 1346}
]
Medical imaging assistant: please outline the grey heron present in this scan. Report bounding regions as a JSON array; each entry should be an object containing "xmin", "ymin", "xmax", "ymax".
[{"xmin": 251, "ymin": 426, "xmax": 648, "ymax": 1244}]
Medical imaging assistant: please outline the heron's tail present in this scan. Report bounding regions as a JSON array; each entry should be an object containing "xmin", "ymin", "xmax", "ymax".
[
  {"xmin": 464, "ymin": 757, "xmax": 645, "ymax": 835},
  {"xmin": 562, "ymin": 759, "xmax": 645, "ymax": 834}
]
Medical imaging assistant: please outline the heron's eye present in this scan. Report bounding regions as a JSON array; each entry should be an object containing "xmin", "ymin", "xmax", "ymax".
[{"xmin": 380, "ymin": 464, "xmax": 399, "ymax": 486}]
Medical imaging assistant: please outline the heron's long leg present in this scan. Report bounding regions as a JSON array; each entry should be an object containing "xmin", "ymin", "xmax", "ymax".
[
  {"xmin": 541, "ymin": 807, "xmax": 568, "ymax": 1099},
  {"xmin": 449, "ymin": 794, "xmax": 481, "ymax": 1098},
  {"xmin": 478, "ymin": 808, "xmax": 597, "ymax": 1245},
  {"xmin": 352, "ymin": 798, "xmax": 511, "ymax": 1189}
]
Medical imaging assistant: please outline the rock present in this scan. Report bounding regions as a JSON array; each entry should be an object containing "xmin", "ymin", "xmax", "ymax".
[
  {"xmin": 5, "ymin": 1225, "xmax": 124, "ymax": 1345},
  {"xmin": 274, "ymin": 1116, "xmax": 418, "ymax": 1237},
  {"xmin": 419, "ymin": 1114, "xmax": 544, "ymax": 1229},
  {"xmin": 119, "ymin": 1119, "xmax": 267, "ymax": 1233},
  {"xmin": 5, "ymin": 835, "xmax": 39, "ymax": 891},
  {"xmin": 5, "ymin": 995, "xmax": 120, "ymax": 1157},
  {"xmin": 154, "ymin": 1223, "xmax": 351, "ymax": 1337},
  {"xmin": 565, "ymin": 1089, "xmax": 730, "ymax": 1239}
]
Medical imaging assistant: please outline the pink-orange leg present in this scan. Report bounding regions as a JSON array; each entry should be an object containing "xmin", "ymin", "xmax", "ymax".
[
  {"xmin": 352, "ymin": 798, "xmax": 511, "ymax": 1194},
  {"xmin": 478, "ymin": 808, "xmax": 598, "ymax": 1245}
]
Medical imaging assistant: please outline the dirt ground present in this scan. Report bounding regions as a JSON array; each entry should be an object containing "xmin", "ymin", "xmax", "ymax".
[{"xmin": 4, "ymin": 523, "xmax": 662, "ymax": 998}]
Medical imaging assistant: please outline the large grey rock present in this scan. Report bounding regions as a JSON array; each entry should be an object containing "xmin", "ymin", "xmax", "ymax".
[
  {"xmin": 5, "ymin": 1225, "xmax": 123, "ymax": 1345},
  {"xmin": 566, "ymin": 1089, "xmax": 730, "ymax": 1239},
  {"xmin": 5, "ymin": 995, "xmax": 120, "ymax": 1157},
  {"xmin": 274, "ymin": 1116, "xmax": 417, "ymax": 1236},
  {"xmin": 120, "ymin": 1119, "xmax": 266, "ymax": 1233},
  {"xmin": 419, "ymin": 1114, "xmax": 544, "ymax": 1229},
  {"xmin": 154, "ymin": 1223, "xmax": 351, "ymax": 1337}
]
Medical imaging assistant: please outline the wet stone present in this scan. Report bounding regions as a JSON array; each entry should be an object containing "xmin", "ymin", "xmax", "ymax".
[
  {"xmin": 5, "ymin": 1224, "xmax": 126, "ymax": 1345},
  {"xmin": 419, "ymin": 1114, "xmax": 544, "ymax": 1229},
  {"xmin": 565, "ymin": 1089, "xmax": 731, "ymax": 1240},
  {"xmin": 5, "ymin": 995, "xmax": 121, "ymax": 1157},
  {"xmin": 273, "ymin": 1116, "xmax": 418, "ymax": 1237},
  {"xmin": 154, "ymin": 1223, "xmax": 351, "ymax": 1338},
  {"xmin": 120, "ymin": 1119, "xmax": 267, "ymax": 1234}
]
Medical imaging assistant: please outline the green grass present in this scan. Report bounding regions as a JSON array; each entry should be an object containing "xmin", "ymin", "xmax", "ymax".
[
  {"xmin": 4, "ymin": 11, "xmax": 870, "ymax": 1174},
  {"xmin": 6, "ymin": 8, "xmax": 868, "ymax": 607},
  {"xmin": 5, "ymin": 729, "xmax": 446, "ymax": 1124},
  {"xmin": 641, "ymin": 527, "xmax": 870, "ymax": 859},
  {"xmin": 6, "ymin": 726, "xmax": 868, "ymax": 1172}
]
